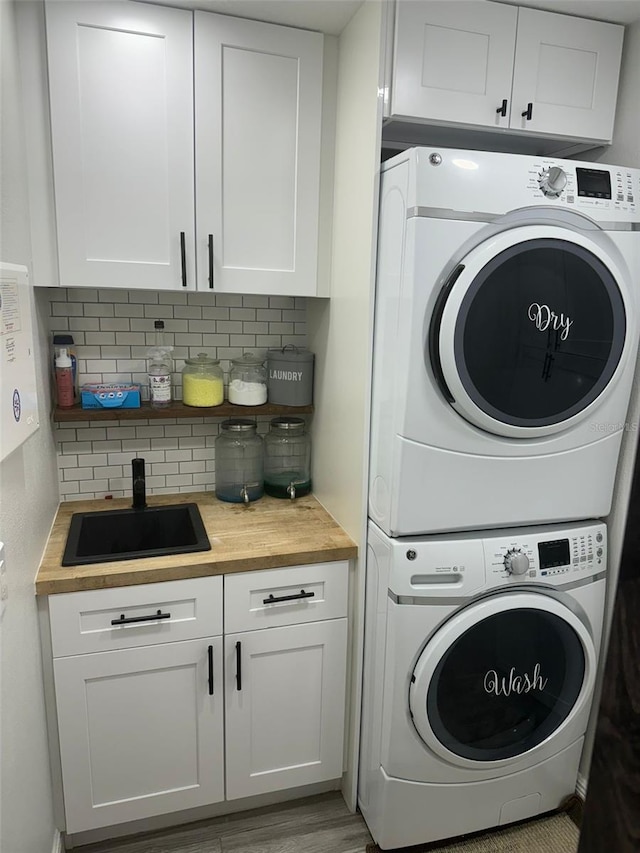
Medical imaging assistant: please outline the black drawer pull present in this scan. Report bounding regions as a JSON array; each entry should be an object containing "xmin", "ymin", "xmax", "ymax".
[
  {"xmin": 180, "ymin": 231, "xmax": 187, "ymax": 287},
  {"xmin": 496, "ymin": 98, "xmax": 508, "ymax": 117},
  {"xmin": 236, "ymin": 640, "xmax": 242, "ymax": 691},
  {"xmin": 521, "ymin": 102, "xmax": 533, "ymax": 120},
  {"xmin": 208, "ymin": 644, "xmax": 214, "ymax": 695},
  {"xmin": 111, "ymin": 609, "xmax": 171, "ymax": 626},
  {"xmin": 208, "ymin": 234, "xmax": 214, "ymax": 289},
  {"xmin": 263, "ymin": 589, "xmax": 315, "ymax": 605}
]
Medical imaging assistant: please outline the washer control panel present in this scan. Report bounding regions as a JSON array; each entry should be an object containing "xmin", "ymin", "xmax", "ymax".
[
  {"xmin": 484, "ymin": 521, "xmax": 606, "ymax": 586},
  {"xmin": 526, "ymin": 159, "xmax": 637, "ymax": 213}
]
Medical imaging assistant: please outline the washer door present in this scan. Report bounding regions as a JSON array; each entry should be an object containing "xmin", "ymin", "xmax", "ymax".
[
  {"xmin": 431, "ymin": 226, "xmax": 628, "ymax": 438},
  {"xmin": 409, "ymin": 592, "xmax": 596, "ymax": 769}
]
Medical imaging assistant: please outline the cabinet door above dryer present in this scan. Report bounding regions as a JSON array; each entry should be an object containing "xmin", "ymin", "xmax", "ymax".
[{"xmin": 391, "ymin": 1, "xmax": 518, "ymax": 129}]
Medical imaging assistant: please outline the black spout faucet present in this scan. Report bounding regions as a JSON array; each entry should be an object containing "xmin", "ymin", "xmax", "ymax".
[{"xmin": 132, "ymin": 457, "xmax": 147, "ymax": 509}]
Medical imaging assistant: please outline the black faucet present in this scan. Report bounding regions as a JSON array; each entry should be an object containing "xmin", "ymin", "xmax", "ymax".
[{"xmin": 132, "ymin": 457, "xmax": 147, "ymax": 509}]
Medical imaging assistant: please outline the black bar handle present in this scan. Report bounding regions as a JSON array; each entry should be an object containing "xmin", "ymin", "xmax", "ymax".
[
  {"xmin": 521, "ymin": 102, "xmax": 533, "ymax": 120},
  {"xmin": 496, "ymin": 98, "xmax": 508, "ymax": 117},
  {"xmin": 235, "ymin": 641, "xmax": 242, "ymax": 691},
  {"xmin": 180, "ymin": 231, "xmax": 187, "ymax": 287},
  {"xmin": 208, "ymin": 234, "xmax": 214, "ymax": 289},
  {"xmin": 208, "ymin": 644, "xmax": 214, "ymax": 695},
  {"xmin": 263, "ymin": 589, "xmax": 315, "ymax": 605},
  {"xmin": 111, "ymin": 609, "xmax": 170, "ymax": 626}
]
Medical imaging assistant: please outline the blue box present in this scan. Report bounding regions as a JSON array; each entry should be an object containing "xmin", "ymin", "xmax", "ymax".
[{"xmin": 80, "ymin": 383, "xmax": 141, "ymax": 410}]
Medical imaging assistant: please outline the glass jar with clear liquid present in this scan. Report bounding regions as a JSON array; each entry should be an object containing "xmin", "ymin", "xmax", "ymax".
[
  {"xmin": 215, "ymin": 419, "xmax": 264, "ymax": 503},
  {"xmin": 264, "ymin": 417, "xmax": 311, "ymax": 499}
]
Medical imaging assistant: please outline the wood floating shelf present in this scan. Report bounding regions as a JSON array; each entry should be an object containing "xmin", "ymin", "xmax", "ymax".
[{"xmin": 53, "ymin": 402, "xmax": 314, "ymax": 423}]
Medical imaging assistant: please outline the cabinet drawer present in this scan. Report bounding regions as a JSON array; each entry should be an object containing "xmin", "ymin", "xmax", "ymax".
[
  {"xmin": 224, "ymin": 562, "xmax": 349, "ymax": 633},
  {"xmin": 49, "ymin": 576, "xmax": 223, "ymax": 657}
]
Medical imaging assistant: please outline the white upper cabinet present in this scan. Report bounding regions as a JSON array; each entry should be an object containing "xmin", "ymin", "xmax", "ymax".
[
  {"xmin": 195, "ymin": 12, "xmax": 323, "ymax": 297},
  {"xmin": 45, "ymin": 1, "xmax": 196, "ymax": 290},
  {"xmin": 389, "ymin": 0, "xmax": 624, "ymax": 145},
  {"xmin": 510, "ymin": 8, "xmax": 624, "ymax": 141},
  {"xmin": 43, "ymin": 2, "xmax": 324, "ymax": 295}
]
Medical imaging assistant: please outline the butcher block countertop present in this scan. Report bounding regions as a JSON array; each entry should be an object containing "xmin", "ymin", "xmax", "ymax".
[{"xmin": 36, "ymin": 492, "xmax": 357, "ymax": 596}]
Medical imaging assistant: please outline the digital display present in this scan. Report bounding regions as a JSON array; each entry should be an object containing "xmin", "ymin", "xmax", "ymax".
[
  {"xmin": 576, "ymin": 168, "xmax": 612, "ymax": 199},
  {"xmin": 538, "ymin": 539, "xmax": 571, "ymax": 569}
]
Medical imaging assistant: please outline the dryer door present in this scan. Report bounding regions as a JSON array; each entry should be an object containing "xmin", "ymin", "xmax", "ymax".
[
  {"xmin": 409, "ymin": 591, "xmax": 597, "ymax": 768},
  {"xmin": 432, "ymin": 225, "xmax": 628, "ymax": 438}
]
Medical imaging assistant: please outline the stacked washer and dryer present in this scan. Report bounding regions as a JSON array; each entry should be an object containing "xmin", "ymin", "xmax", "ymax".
[{"xmin": 359, "ymin": 148, "xmax": 640, "ymax": 850}]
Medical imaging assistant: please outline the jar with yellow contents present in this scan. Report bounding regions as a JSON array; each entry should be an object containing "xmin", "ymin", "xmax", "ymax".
[{"xmin": 182, "ymin": 353, "xmax": 224, "ymax": 407}]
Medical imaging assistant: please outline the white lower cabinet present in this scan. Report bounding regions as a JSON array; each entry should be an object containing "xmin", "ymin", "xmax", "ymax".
[
  {"xmin": 54, "ymin": 638, "xmax": 225, "ymax": 833},
  {"xmin": 47, "ymin": 565, "xmax": 349, "ymax": 835},
  {"xmin": 225, "ymin": 620, "xmax": 348, "ymax": 800}
]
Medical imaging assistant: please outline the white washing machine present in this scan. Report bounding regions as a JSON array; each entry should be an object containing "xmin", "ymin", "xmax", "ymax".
[
  {"xmin": 358, "ymin": 519, "xmax": 607, "ymax": 850},
  {"xmin": 369, "ymin": 147, "xmax": 640, "ymax": 536}
]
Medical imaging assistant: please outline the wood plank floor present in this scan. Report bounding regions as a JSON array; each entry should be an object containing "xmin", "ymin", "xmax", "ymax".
[{"xmin": 75, "ymin": 792, "xmax": 375, "ymax": 853}]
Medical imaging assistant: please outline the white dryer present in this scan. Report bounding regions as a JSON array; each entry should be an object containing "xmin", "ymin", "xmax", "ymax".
[
  {"xmin": 359, "ymin": 519, "xmax": 607, "ymax": 850},
  {"xmin": 369, "ymin": 147, "xmax": 640, "ymax": 536}
]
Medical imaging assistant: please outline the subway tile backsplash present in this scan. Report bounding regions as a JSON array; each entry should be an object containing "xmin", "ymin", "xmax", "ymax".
[{"xmin": 48, "ymin": 288, "xmax": 307, "ymax": 501}]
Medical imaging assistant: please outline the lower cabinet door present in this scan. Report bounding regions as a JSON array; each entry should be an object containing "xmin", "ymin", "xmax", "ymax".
[
  {"xmin": 54, "ymin": 637, "xmax": 224, "ymax": 833},
  {"xmin": 225, "ymin": 619, "xmax": 348, "ymax": 800}
]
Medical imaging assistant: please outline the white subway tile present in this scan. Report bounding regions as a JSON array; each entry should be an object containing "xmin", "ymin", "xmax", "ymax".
[
  {"xmin": 63, "ymin": 467, "xmax": 95, "ymax": 481},
  {"xmin": 151, "ymin": 462, "xmax": 180, "ymax": 475},
  {"xmin": 99, "ymin": 289, "xmax": 129, "ymax": 303},
  {"xmin": 100, "ymin": 318, "xmax": 131, "ymax": 332},
  {"xmin": 67, "ymin": 288, "xmax": 99, "ymax": 302},
  {"xmin": 144, "ymin": 304, "xmax": 174, "ymax": 319},
  {"xmin": 69, "ymin": 317, "xmax": 100, "ymax": 331},
  {"xmin": 178, "ymin": 436, "xmax": 206, "ymax": 450},
  {"xmin": 135, "ymin": 425, "xmax": 165, "ymax": 439},
  {"xmin": 164, "ymin": 425, "xmax": 192, "ymax": 437},
  {"xmin": 87, "ymin": 359, "xmax": 117, "ymax": 372},
  {"xmin": 257, "ymin": 309, "xmax": 282, "ymax": 322},
  {"xmin": 88, "ymin": 332, "xmax": 116, "ymax": 345},
  {"xmin": 77, "ymin": 453, "xmax": 109, "ymax": 467},
  {"xmin": 256, "ymin": 335, "xmax": 282, "ymax": 347},
  {"xmin": 58, "ymin": 455, "xmax": 79, "ymax": 468},
  {"xmin": 107, "ymin": 426, "xmax": 137, "ymax": 440},
  {"xmin": 242, "ymin": 322, "xmax": 269, "ymax": 335},
  {"xmin": 216, "ymin": 321, "xmax": 243, "ymax": 334},
  {"xmin": 165, "ymin": 449, "xmax": 192, "ymax": 463},
  {"xmin": 145, "ymin": 475, "xmax": 167, "ymax": 488},
  {"xmin": 128, "ymin": 291, "xmax": 159, "ymax": 304},
  {"xmin": 80, "ymin": 479, "xmax": 109, "ymax": 493},
  {"xmin": 150, "ymin": 437, "xmax": 180, "ymax": 450},
  {"xmin": 192, "ymin": 473, "xmax": 215, "ymax": 486},
  {"xmin": 215, "ymin": 294, "xmax": 243, "ymax": 307},
  {"xmin": 191, "ymin": 423, "xmax": 218, "ymax": 436},
  {"xmin": 201, "ymin": 333, "xmax": 230, "ymax": 347},
  {"xmin": 93, "ymin": 466, "xmax": 126, "ymax": 479},
  {"xmin": 185, "ymin": 293, "xmax": 216, "ymax": 307},
  {"xmin": 158, "ymin": 291, "xmax": 188, "ymax": 305},
  {"xmin": 175, "ymin": 333, "xmax": 203, "ymax": 347},
  {"xmin": 166, "ymin": 474, "xmax": 194, "ymax": 487},
  {"xmin": 121, "ymin": 439, "xmax": 152, "ymax": 452},
  {"xmin": 116, "ymin": 359, "xmax": 146, "ymax": 372},
  {"xmin": 174, "ymin": 305, "xmax": 203, "ymax": 320},
  {"xmin": 114, "ymin": 303, "xmax": 145, "ymax": 318},
  {"xmin": 187, "ymin": 320, "xmax": 216, "ymax": 333},
  {"xmin": 242, "ymin": 295, "xmax": 270, "ymax": 308},
  {"xmin": 95, "ymin": 440, "xmax": 122, "ymax": 452},
  {"xmin": 268, "ymin": 323, "xmax": 294, "ymax": 335},
  {"xmin": 202, "ymin": 307, "xmax": 230, "ymax": 320},
  {"xmin": 269, "ymin": 296, "xmax": 295, "ymax": 309},
  {"xmin": 52, "ymin": 302, "xmax": 83, "ymax": 316},
  {"xmin": 85, "ymin": 303, "xmax": 115, "ymax": 318},
  {"xmin": 61, "ymin": 441, "xmax": 93, "ymax": 454},
  {"xmin": 77, "ymin": 346, "xmax": 102, "ymax": 359},
  {"xmin": 179, "ymin": 460, "xmax": 206, "ymax": 474},
  {"xmin": 118, "ymin": 333, "xmax": 147, "ymax": 346}
]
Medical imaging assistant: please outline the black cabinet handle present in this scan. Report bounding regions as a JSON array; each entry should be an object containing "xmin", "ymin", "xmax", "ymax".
[
  {"xmin": 208, "ymin": 234, "xmax": 214, "ymax": 289},
  {"xmin": 208, "ymin": 644, "xmax": 214, "ymax": 695},
  {"xmin": 496, "ymin": 99, "xmax": 508, "ymax": 117},
  {"xmin": 263, "ymin": 589, "xmax": 315, "ymax": 605},
  {"xmin": 180, "ymin": 231, "xmax": 187, "ymax": 287},
  {"xmin": 521, "ymin": 102, "xmax": 533, "ymax": 120},
  {"xmin": 111, "ymin": 609, "xmax": 170, "ymax": 626},
  {"xmin": 235, "ymin": 641, "xmax": 242, "ymax": 691}
]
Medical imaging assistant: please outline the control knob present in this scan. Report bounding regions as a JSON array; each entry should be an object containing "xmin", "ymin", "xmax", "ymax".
[
  {"xmin": 538, "ymin": 166, "xmax": 567, "ymax": 198},
  {"xmin": 504, "ymin": 549, "xmax": 530, "ymax": 575}
]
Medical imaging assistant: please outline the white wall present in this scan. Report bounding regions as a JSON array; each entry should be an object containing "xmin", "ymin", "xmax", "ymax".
[
  {"xmin": 307, "ymin": 0, "xmax": 384, "ymax": 811},
  {"xmin": 0, "ymin": 2, "xmax": 60, "ymax": 851}
]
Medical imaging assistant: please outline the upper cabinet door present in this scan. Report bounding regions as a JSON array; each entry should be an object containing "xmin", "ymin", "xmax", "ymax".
[
  {"xmin": 195, "ymin": 12, "xmax": 323, "ymax": 296},
  {"xmin": 391, "ymin": 1, "xmax": 518, "ymax": 128},
  {"xmin": 510, "ymin": 8, "xmax": 624, "ymax": 141},
  {"xmin": 45, "ymin": 1, "xmax": 196, "ymax": 290}
]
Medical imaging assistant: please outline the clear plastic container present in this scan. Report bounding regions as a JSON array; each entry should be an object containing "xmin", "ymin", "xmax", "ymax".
[
  {"xmin": 147, "ymin": 320, "xmax": 173, "ymax": 408},
  {"xmin": 215, "ymin": 419, "xmax": 264, "ymax": 503},
  {"xmin": 228, "ymin": 353, "xmax": 267, "ymax": 406},
  {"xmin": 182, "ymin": 353, "xmax": 224, "ymax": 407},
  {"xmin": 264, "ymin": 417, "xmax": 311, "ymax": 499}
]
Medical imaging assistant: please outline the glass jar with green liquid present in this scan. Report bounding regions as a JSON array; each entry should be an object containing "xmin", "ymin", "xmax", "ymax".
[{"xmin": 264, "ymin": 417, "xmax": 311, "ymax": 500}]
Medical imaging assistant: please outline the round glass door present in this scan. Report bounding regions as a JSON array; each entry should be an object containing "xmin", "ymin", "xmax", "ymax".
[
  {"xmin": 433, "ymin": 229, "xmax": 627, "ymax": 437},
  {"xmin": 409, "ymin": 593, "xmax": 596, "ymax": 766}
]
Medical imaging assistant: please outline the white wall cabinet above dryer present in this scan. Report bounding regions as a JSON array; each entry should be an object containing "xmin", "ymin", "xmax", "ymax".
[
  {"xmin": 388, "ymin": 0, "xmax": 624, "ymax": 146},
  {"xmin": 44, "ymin": 1, "xmax": 324, "ymax": 295}
]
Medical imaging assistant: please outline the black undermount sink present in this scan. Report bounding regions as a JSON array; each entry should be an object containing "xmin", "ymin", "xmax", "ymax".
[{"xmin": 61, "ymin": 503, "xmax": 211, "ymax": 566}]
